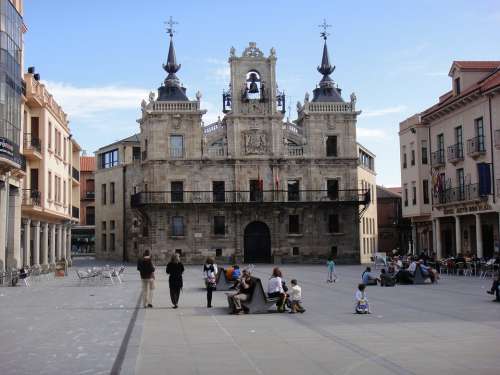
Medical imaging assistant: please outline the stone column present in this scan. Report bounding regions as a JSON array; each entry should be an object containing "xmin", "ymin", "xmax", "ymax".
[
  {"xmin": 22, "ymin": 218, "xmax": 31, "ymax": 266},
  {"xmin": 57, "ymin": 224, "xmax": 63, "ymax": 261},
  {"xmin": 41, "ymin": 222, "xmax": 48, "ymax": 267},
  {"xmin": 454, "ymin": 216, "xmax": 461, "ymax": 256},
  {"xmin": 475, "ymin": 214, "xmax": 483, "ymax": 258},
  {"xmin": 7, "ymin": 189, "xmax": 21, "ymax": 269},
  {"xmin": 66, "ymin": 225, "xmax": 72, "ymax": 265},
  {"xmin": 435, "ymin": 218, "xmax": 442, "ymax": 259},
  {"xmin": 49, "ymin": 223, "xmax": 56, "ymax": 265},
  {"xmin": 32, "ymin": 221, "xmax": 40, "ymax": 266},
  {"xmin": 0, "ymin": 183, "xmax": 7, "ymax": 273}
]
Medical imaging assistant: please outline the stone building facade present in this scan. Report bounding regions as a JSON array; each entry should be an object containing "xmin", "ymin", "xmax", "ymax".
[
  {"xmin": 96, "ymin": 31, "xmax": 370, "ymax": 264},
  {"xmin": 400, "ymin": 61, "xmax": 500, "ymax": 259}
]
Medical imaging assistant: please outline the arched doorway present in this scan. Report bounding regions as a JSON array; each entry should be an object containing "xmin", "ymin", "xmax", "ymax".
[{"xmin": 244, "ymin": 221, "xmax": 271, "ymax": 263}]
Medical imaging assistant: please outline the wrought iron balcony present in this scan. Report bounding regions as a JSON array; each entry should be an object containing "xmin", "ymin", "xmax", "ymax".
[
  {"xmin": 131, "ymin": 189, "xmax": 370, "ymax": 207},
  {"xmin": 207, "ymin": 146, "xmax": 225, "ymax": 157},
  {"xmin": 467, "ymin": 136, "xmax": 486, "ymax": 157},
  {"xmin": 431, "ymin": 149, "xmax": 445, "ymax": 167},
  {"xmin": 72, "ymin": 167, "xmax": 80, "ymax": 181},
  {"xmin": 85, "ymin": 191, "xmax": 95, "ymax": 200},
  {"xmin": 22, "ymin": 189, "xmax": 41, "ymax": 206},
  {"xmin": 434, "ymin": 183, "xmax": 485, "ymax": 205},
  {"xmin": 447, "ymin": 143, "xmax": 463, "ymax": 164},
  {"xmin": 23, "ymin": 133, "xmax": 42, "ymax": 154}
]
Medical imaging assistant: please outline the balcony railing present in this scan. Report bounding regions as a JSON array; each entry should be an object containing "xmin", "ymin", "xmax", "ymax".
[
  {"xmin": 131, "ymin": 189, "xmax": 370, "ymax": 207},
  {"xmin": 170, "ymin": 147, "xmax": 184, "ymax": 159},
  {"xmin": 447, "ymin": 143, "xmax": 463, "ymax": 163},
  {"xmin": 22, "ymin": 189, "xmax": 41, "ymax": 206},
  {"xmin": 495, "ymin": 130, "xmax": 500, "ymax": 149},
  {"xmin": 72, "ymin": 206, "xmax": 80, "ymax": 219},
  {"xmin": 467, "ymin": 136, "xmax": 486, "ymax": 156},
  {"xmin": 287, "ymin": 145, "xmax": 304, "ymax": 157},
  {"xmin": 434, "ymin": 183, "xmax": 485, "ymax": 205},
  {"xmin": 431, "ymin": 149, "xmax": 445, "ymax": 167},
  {"xmin": 85, "ymin": 191, "xmax": 95, "ymax": 200},
  {"xmin": 207, "ymin": 146, "xmax": 225, "ymax": 157},
  {"xmin": 72, "ymin": 167, "xmax": 80, "ymax": 181},
  {"xmin": 23, "ymin": 133, "xmax": 41, "ymax": 154}
]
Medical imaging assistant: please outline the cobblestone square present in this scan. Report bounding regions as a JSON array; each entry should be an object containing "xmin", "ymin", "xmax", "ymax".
[{"xmin": 1, "ymin": 259, "xmax": 500, "ymax": 375}]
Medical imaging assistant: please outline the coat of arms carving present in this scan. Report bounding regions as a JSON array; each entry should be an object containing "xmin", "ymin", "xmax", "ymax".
[{"xmin": 244, "ymin": 130, "xmax": 268, "ymax": 155}]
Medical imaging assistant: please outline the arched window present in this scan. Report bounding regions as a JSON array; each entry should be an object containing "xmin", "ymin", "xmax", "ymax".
[{"xmin": 245, "ymin": 70, "xmax": 262, "ymax": 100}]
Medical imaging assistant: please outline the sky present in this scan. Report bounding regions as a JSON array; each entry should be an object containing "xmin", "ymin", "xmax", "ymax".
[{"xmin": 23, "ymin": 0, "xmax": 500, "ymax": 187}]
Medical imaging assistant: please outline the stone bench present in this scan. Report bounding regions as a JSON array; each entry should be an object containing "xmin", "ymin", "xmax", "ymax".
[{"xmin": 227, "ymin": 277, "xmax": 279, "ymax": 314}]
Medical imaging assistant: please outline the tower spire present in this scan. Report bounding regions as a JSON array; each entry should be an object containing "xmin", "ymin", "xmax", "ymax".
[{"xmin": 158, "ymin": 17, "xmax": 188, "ymax": 101}]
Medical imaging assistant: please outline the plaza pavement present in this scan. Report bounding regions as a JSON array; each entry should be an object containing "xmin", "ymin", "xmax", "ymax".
[{"xmin": 1, "ymin": 260, "xmax": 500, "ymax": 375}]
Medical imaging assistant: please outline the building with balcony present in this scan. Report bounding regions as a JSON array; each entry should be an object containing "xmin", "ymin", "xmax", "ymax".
[
  {"xmin": 72, "ymin": 156, "xmax": 95, "ymax": 253},
  {"xmin": 357, "ymin": 143, "xmax": 378, "ymax": 263},
  {"xmin": 400, "ymin": 61, "xmax": 500, "ymax": 259},
  {"xmin": 95, "ymin": 31, "xmax": 369, "ymax": 264},
  {"xmin": 20, "ymin": 67, "xmax": 80, "ymax": 269},
  {"xmin": 0, "ymin": 0, "xmax": 25, "ymax": 273}
]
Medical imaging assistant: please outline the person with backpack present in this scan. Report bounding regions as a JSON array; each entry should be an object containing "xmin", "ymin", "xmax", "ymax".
[
  {"xmin": 137, "ymin": 250, "xmax": 155, "ymax": 308},
  {"xmin": 203, "ymin": 257, "xmax": 217, "ymax": 308}
]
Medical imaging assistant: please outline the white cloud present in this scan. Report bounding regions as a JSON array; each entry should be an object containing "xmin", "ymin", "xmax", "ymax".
[
  {"xmin": 205, "ymin": 58, "xmax": 230, "ymax": 84},
  {"xmin": 360, "ymin": 105, "xmax": 407, "ymax": 118},
  {"xmin": 357, "ymin": 128, "xmax": 387, "ymax": 139},
  {"xmin": 43, "ymin": 81, "xmax": 149, "ymax": 120}
]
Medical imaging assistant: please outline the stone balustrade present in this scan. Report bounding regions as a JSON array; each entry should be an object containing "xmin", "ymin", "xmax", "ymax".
[{"xmin": 152, "ymin": 101, "xmax": 200, "ymax": 112}]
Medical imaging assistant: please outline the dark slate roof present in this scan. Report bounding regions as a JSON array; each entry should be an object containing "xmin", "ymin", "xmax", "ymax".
[
  {"xmin": 157, "ymin": 85, "xmax": 189, "ymax": 101},
  {"xmin": 311, "ymin": 40, "xmax": 344, "ymax": 102},
  {"xmin": 312, "ymin": 86, "xmax": 344, "ymax": 102},
  {"xmin": 157, "ymin": 37, "xmax": 189, "ymax": 102}
]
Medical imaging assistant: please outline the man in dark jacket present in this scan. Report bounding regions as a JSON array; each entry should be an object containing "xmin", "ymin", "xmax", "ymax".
[{"xmin": 137, "ymin": 250, "xmax": 155, "ymax": 308}]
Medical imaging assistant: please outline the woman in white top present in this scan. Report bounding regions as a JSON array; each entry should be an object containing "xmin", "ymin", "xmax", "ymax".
[
  {"xmin": 267, "ymin": 267, "xmax": 287, "ymax": 312},
  {"xmin": 203, "ymin": 257, "xmax": 218, "ymax": 308}
]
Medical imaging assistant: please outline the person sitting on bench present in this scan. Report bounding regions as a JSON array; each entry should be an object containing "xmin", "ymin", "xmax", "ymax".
[
  {"xmin": 361, "ymin": 267, "xmax": 379, "ymax": 285},
  {"xmin": 228, "ymin": 270, "xmax": 255, "ymax": 314},
  {"xmin": 486, "ymin": 273, "xmax": 500, "ymax": 302},
  {"xmin": 418, "ymin": 260, "xmax": 438, "ymax": 283},
  {"xmin": 379, "ymin": 268, "xmax": 395, "ymax": 286},
  {"xmin": 268, "ymin": 267, "xmax": 287, "ymax": 312}
]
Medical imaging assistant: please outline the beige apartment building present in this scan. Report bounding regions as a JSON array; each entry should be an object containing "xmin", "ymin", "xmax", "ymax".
[
  {"xmin": 95, "ymin": 31, "xmax": 371, "ymax": 264},
  {"xmin": 357, "ymin": 143, "xmax": 378, "ymax": 263},
  {"xmin": 400, "ymin": 61, "xmax": 500, "ymax": 258},
  {"xmin": 21, "ymin": 69, "xmax": 81, "ymax": 269}
]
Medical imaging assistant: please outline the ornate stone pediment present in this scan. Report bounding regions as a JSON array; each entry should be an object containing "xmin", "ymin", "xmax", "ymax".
[
  {"xmin": 244, "ymin": 129, "xmax": 268, "ymax": 155},
  {"xmin": 242, "ymin": 42, "xmax": 264, "ymax": 58}
]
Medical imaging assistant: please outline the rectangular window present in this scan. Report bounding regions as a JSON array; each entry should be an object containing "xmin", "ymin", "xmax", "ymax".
[
  {"xmin": 172, "ymin": 216, "xmax": 185, "ymax": 236},
  {"xmin": 403, "ymin": 153, "xmax": 407, "ymax": 169},
  {"xmin": 404, "ymin": 185, "xmax": 408, "ymax": 207},
  {"xmin": 411, "ymin": 149, "xmax": 415, "ymax": 166},
  {"xmin": 454, "ymin": 77, "xmax": 461, "ymax": 95},
  {"xmin": 412, "ymin": 182, "xmax": 416, "ymax": 205},
  {"xmin": 421, "ymin": 140, "xmax": 428, "ymax": 164},
  {"xmin": 212, "ymin": 181, "xmax": 225, "ymax": 202},
  {"xmin": 214, "ymin": 216, "xmax": 225, "ymax": 235},
  {"xmin": 328, "ymin": 214, "xmax": 340, "ymax": 233},
  {"xmin": 63, "ymin": 180, "xmax": 66, "ymax": 206},
  {"xmin": 287, "ymin": 180, "xmax": 300, "ymax": 201},
  {"xmin": 475, "ymin": 117, "xmax": 485, "ymax": 151},
  {"xmin": 63, "ymin": 137, "xmax": 67, "ymax": 161},
  {"xmin": 110, "ymin": 220, "xmax": 115, "ymax": 231},
  {"xmin": 48, "ymin": 122, "xmax": 52, "ymax": 149},
  {"xmin": 423, "ymin": 180, "xmax": 429, "ymax": 204},
  {"xmin": 132, "ymin": 146, "xmax": 141, "ymax": 161},
  {"xmin": 86, "ymin": 207, "xmax": 95, "ymax": 225},
  {"xmin": 455, "ymin": 126, "xmax": 463, "ymax": 157},
  {"xmin": 457, "ymin": 168, "xmax": 465, "ymax": 200},
  {"xmin": 171, "ymin": 181, "xmax": 184, "ymax": 202},
  {"xmin": 101, "ymin": 184, "xmax": 107, "ymax": 205},
  {"xmin": 249, "ymin": 179, "xmax": 262, "ymax": 202},
  {"xmin": 437, "ymin": 134, "xmax": 444, "ymax": 152},
  {"xmin": 170, "ymin": 135, "xmax": 184, "ymax": 158},
  {"xmin": 110, "ymin": 233, "xmax": 115, "ymax": 252},
  {"xmin": 110, "ymin": 182, "xmax": 115, "ymax": 204},
  {"xmin": 100, "ymin": 149, "xmax": 119, "ymax": 168},
  {"xmin": 326, "ymin": 136, "xmax": 337, "ymax": 157},
  {"xmin": 102, "ymin": 234, "xmax": 107, "ymax": 252},
  {"xmin": 327, "ymin": 179, "xmax": 339, "ymax": 200},
  {"xmin": 215, "ymin": 248, "xmax": 222, "ymax": 257},
  {"xmin": 288, "ymin": 215, "xmax": 300, "ymax": 234},
  {"xmin": 48, "ymin": 171, "xmax": 52, "ymax": 200},
  {"xmin": 102, "ymin": 221, "xmax": 106, "ymax": 230},
  {"xmin": 292, "ymin": 247, "xmax": 300, "ymax": 256}
]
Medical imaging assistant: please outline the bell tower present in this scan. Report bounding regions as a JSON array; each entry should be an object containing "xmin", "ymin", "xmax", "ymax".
[{"xmin": 222, "ymin": 43, "xmax": 286, "ymax": 158}]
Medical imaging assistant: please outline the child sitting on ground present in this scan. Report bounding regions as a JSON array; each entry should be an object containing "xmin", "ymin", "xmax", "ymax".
[
  {"xmin": 354, "ymin": 284, "xmax": 370, "ymax": 314},
  {"xmin": 289, "ymin": 279, "xmax": 306, "ymax": 313}
]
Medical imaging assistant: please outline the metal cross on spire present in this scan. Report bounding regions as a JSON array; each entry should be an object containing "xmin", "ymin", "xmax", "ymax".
[
  {"xmin": 318, "ymin": 19, "xmax": 332, "ymax": 40},
  {"xmin": 165, "ymin": 16, "xmax": 178, "ymax": 38}
]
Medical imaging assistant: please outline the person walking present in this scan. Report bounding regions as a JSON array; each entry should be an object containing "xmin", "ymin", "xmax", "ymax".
[
  {"xmin": 203, "ymin": 257, "xmax": 217, "ymax": 308},
  {"xmin": 137, "ymin": 250, "xmax": 155, "ymax": 308},
  {"xmin": 326, "ymin": 257, "xmax": 337, "ymax": 283},
  {"xmin": 166, "ymin": 253, "xmax": 184, "ymax": 308}
]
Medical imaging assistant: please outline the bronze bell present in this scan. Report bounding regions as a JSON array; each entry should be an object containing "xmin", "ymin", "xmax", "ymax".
[{"xmin": 248, "ymin": 73, "xmax": 259, "ymax": 94}]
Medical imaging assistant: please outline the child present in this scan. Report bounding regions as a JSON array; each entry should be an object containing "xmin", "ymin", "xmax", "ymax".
[
  {"xmin": 231, "ymin": 265, "xmax": 241, "ymax": 280},
  {"xmin": 289, "ymin": 279, "xmax": 306, "ymax": 313},
  {"xmin": 354, "ymin": 284, "xmax": 370, "ymax": 314},
  {"xmin": 326, "ymin": 257, "xmax": 337, "ymax": 283}
]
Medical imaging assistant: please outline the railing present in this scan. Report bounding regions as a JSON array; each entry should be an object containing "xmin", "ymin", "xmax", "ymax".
[
  {"xmin": 306, "ymin": 102, "xmax": 353, "ymax": 113},
  {"xmin": 495, "ymin": 130, "xmax": 500, "ymax": 149},
  {"xmin": 22, "ymin": 189, "xmax": 41, "ymax": 206},
  {"xmin": 203, "ymin": 121, "xmax": 224, "ymax": 134},
  {"xmin": 434, "ymin": 183, "xmax": 484, "ymax": 204},
  {"xmin": 23, "ymin": 133, "xmax": 42, "ymax": 154},
  {"xmin": 170, "ymin": 147, "xmax": 184, "ymax": 159},
  {"xmin": 152, "ymin": 101, "xmax": 199, "ymax": 112},
  {"xmin": 282, "ymin": 122, "xmax": 303, "ymax": 136},
  {"xmin": 447, "ymin": 143, "xmax": 463, "ymax": 163},
  {"xmin": 287, "ymin": 145, "xmax": 304, "ymax": 157},
  {"xmin": 72, "ymin": 206, "xmax": 80, "ymax": 219},
  {"xmin": 85, "ymin": 191, "xmax": 95, "ymax": 200},
  {"xmin": 131, "ymin": 189, "xmax": 370, "ymax": 207},
  {"xmin": 207, "ymin": 146, "xmax": 225, "ymax": 157},
  {"xmin": 72, "ymin": 167, "xmax": 80, "ymax": 181},
  {"xmin": 431, "ymin": 149, "xmax": 445, "ymax": 167},
  {"xmin": 467, "ymin": 136, "xmax": 486, "ymax": 156}
]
